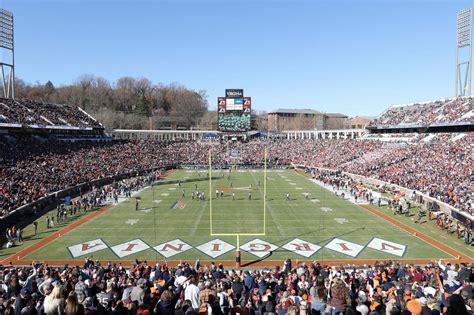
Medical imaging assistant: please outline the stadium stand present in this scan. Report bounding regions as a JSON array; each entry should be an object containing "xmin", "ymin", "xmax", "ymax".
[
  {"xmin": 1, "ymin": 134, "xmax": 471, "ymax": 217},
  {"xmin": 0, "ymin": 98, "xmax": 102, "ymax": 128},
  {"xmin": 0, "ymin": 97, "xmax": 473, "ymax": 314},
  {"xmin": 369, "ymin": 97, "xmax": 473, "ymax": 127},
  {"xmin": 0, "ymin": 258, "xmax": 471, "ymax": 315}
]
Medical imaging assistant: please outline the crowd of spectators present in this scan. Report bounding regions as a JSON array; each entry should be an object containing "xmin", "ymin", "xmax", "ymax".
[
  {"xmin": 370, "ymin": 97, "xmax": 473, "ymax": 127},
  {"xmin": 0, "ymin": 133, "xmax": 471, "ymax": 217},
  {"xmin": 0, "ymin": 98, "xmax": 101, "ymax": 128},
  {"xmin": 0, "ymin": 258, "xmax": 471, "ymax": 315}
]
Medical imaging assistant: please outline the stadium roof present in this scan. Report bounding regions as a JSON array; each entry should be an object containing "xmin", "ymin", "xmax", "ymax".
[
  {"xmin": 325, "ymin": 113, "xmax": 348, "ymax": 118},
  {"xmin": 268, "ymin": 109, "xmax": 321, "ymax": 114}
]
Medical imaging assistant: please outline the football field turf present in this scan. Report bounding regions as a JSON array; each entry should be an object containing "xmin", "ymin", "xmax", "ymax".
[{"xmin": 8, "ymin": 169, "xmax": 472, "ymax": 264}]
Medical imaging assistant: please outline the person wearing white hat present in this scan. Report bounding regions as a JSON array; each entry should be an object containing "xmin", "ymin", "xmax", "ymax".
[{"xmin": 356, "ymin": 304, "xmax": 369, "ymax": 314}]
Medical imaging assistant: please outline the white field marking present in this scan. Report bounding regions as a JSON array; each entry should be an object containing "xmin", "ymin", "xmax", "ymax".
[
  {"xmin": 249, "ymin": 172, "xmax": 285, "ymax": 235},
  {"xmin": 190, "ymin": 197, "xmax": 208, "ymax": 236},
  {"xmin": 334, "ymin": 218, "xmax": 348, "ymax": 224},
  {"xmin": 289, "ymin": 183, "xmax": 296, "ymax": 185},
  {"xmin": 169, "ymin": 187, "xmax": 176, "ymax": 190},
  {"xmin": 111, "ymin": 239, "xmax": 150, "ymax": 258},
  {"xmin": 282, "ymin": 238, "xmax": 321, "ymax": 258},
  {"xmin": 125, "ymin": 219, "xmax": 139, "ymax": 225},
  {"xmin": 454, "ymin": 242, "xmax": 462, "ymax": 245},
  {"xmin": 140, "ymin": 208, "xmax": 152, "ymax": 213},
  {"xmin": 439, "ymin": 235, "xmax": 447, "ymax": 239},
  {"xmin": 325, "ymin": 238, "xmax": 364, "ymax": 257},
  {"xmin": 240, "ymin": 238, "xmax": 279, "ymax": 258},
  {"xmin": 296, "ymin": 187, "xmax": 303, "ymax": 190},
  {"xmin": 311, "ymin": 199, "xmax": 320, "ymax": 203},
  {"xmin": 183, "ymin": 176, "xmax": 190, "ymax": 179},
  {"xmin": 196, "ymin": 239, "xmax": 235, "ymax": 258},
  {"xmin": 367, "ymin": 238, "xmax": 406, "ymax": 257},
  {"xmin": 161, "ymin": 193, "xmax": 169, "ymax": 196},
  {"xmin": 321, "ymin": 207, "xmax": 333, "ymax": 212},
  {"xmin": 285, "ymin": 179, "xmax": 291, "ymax": 182},
  {"xmin": 185, "ymin": 170, "xmax": 194, "ymax": 173},
  {"xmin": 68, "ymin": 239, "xmax": 108, "ymax": 258},
  {"xmin": 153, "ymin": 239, "xmax": 192, "ymax": 258},
  {"xmin": 467, "ymin": 248, "xmax": 474, "ymax": 252},
  {"xmin": 153, "ymin": 200, "xmax": 162, "ymax": 203},
  {"xmin": 174, "ymin": 183, "xmax": 179, "ymax": 186},
  {"xmin": 305, "ymin": 177, "xmax": 461, "ymax": 259},
  {"xmin": 276, "ymin": 170, "xmax": 284, "ymax": 173},
  {"xmin": 234, "ymin": 186, "xmax": 252, "ymax": 191}
]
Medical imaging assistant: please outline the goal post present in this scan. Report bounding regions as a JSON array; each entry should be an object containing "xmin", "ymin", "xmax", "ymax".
[{"xmin": 208, "ymin": 147, "xmax": 267, "ymax": 267}]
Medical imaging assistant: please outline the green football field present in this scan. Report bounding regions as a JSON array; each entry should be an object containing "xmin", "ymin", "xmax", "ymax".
[{"xmin": 10, "ymin": 169, "xmax": 472, "ymax": 263}]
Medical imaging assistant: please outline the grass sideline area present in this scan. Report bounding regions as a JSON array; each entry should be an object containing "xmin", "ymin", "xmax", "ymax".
[{"xmin": 3, "ymin": 169, "xmax": 472, "ymax": 265}]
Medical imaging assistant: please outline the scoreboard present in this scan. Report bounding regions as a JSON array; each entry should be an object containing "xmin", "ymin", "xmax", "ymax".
[{"xmin": 217, "ymin": 89, "xmax": 251, "ymax": 132}]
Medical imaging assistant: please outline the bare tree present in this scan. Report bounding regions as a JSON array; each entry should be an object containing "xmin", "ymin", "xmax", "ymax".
[{"xmin": 11, "ymin": 75, "xmax": 209, "ymax": 130}]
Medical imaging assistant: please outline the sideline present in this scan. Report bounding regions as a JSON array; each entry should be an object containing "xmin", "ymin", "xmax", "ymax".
[
  {"xmin": 294, "ymin": 169, "xmax": 471, "ymax": 262},
  {"xmin": 360, "ymin": 204, "xmax": 469, "ymax": 261},
  {"xmin": 2, "ymin": 169, "xmax": 178, "ymax": 264},
  {"xmin": 0, "ymin": 205, "xmax": 112, "ymax": 264}
]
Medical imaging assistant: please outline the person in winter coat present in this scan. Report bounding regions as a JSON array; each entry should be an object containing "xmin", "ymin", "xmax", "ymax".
[{"xmin": 153, "ymin": 287, "xmax": 183, "ymax": 315}]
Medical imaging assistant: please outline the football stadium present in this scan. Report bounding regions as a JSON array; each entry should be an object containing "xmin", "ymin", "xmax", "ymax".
[{"xmin": 0, "ymin": 2, "xmax": 473, "ymax": 315}]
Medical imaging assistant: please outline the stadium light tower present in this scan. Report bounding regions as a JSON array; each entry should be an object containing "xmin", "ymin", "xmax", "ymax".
[
  {"xmin": 456, "ymin": 8, "xmax": 472, "ymax": 97},
  {"xmin": 0, "ymin": 9, "xmax": 14, "ymax": 99}
]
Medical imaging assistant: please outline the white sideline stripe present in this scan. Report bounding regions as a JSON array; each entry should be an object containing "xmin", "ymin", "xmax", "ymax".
[{"xmin": 161, "ymin": 193, "xmax": 169, "ymax": 196}]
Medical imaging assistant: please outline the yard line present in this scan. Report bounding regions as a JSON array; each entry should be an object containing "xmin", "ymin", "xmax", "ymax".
[
  {"xmin": 250, "ymin": 172, "xmax": 285, "ymax": 236},
  {"xmin": 189, "ymin": 199, "xmax": 208, "ymax": 237}
]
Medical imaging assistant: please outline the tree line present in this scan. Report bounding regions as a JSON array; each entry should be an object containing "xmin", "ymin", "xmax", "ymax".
[{"xmin": 14, "ymin": 75, "xmax": 212, "ymax": 130}]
